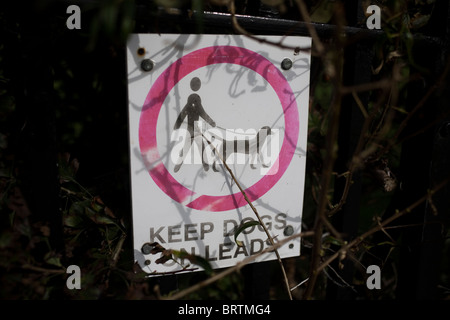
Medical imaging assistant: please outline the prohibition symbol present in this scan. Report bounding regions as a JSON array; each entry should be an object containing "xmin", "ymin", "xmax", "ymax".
[{"xmin": 139, "ymin": 45, "xmax": 299, "ymax": 212}]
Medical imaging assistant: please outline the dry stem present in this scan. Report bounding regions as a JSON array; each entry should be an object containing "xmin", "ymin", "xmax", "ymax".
[
  {"xmin": 166, "ymin": 230, "xmax": 315, "ymax": 300},
  {"xmin": 317, "ymin": 177, "xmax": 449, "ymax": 274},
  {"xmin": 202, "ymin": 133, "xmax": 293, "ymax": 300}
]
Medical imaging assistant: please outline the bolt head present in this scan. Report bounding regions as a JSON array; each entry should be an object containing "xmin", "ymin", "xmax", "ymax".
[
  {"xmin": 141, "ymin": 59, "xmax": 154, "ymax": 72},
  {"xmin": 284, "ymin": 225, "xmax": 294, "ymax": 236},
  {"xmin": 141, "ymin": 242, "xmax": 154, "ymax": 255},
  {"xmin": 281, "ymin": 58, "xmax": 293, "ymax": 70}
]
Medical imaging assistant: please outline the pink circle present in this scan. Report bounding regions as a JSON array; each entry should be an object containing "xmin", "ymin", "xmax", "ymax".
[{"xmin": 139, "ymin": 45, "xmax": 299, "ymax": 212}]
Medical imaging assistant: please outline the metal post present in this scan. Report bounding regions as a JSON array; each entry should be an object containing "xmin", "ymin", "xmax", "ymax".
[{"xmin": 325, "ymin": 1, "xmax": 373, "ymax": 300}]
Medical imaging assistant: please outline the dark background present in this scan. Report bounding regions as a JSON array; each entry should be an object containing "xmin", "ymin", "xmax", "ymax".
[{"xmin": 0, "ymin": 0, "xmax": 449, "ymax": 300}]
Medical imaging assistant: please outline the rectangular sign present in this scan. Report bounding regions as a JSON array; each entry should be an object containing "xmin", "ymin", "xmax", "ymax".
[{"xmin": 126, "ymin": 34, "xmax": 311, "ymax": 275}]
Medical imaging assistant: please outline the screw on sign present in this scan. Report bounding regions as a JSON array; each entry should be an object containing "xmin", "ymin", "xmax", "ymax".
[{"xmin": 126, "ymin": 34, "xmax": 311, "ymax": 275}]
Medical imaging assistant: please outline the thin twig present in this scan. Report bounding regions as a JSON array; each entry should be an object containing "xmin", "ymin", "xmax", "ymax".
[
  {"xmin": 146, "ymin": 267, "xmax": 200, "ymax": 277},
  {"xmin": 290, "ymin": 277, "xmax": 309, "ymax": 292},
  {"xmin": 111, "ymin": 233, "xmax": 127, "ymax": 268},
  {"xmin": 166, "ymin": 230, "xmax": 315, "ymax": 300},
  {"xmin": 327, "ymin": 171, "xmax": 353, "ymax": 217},
  {"xmin": 22, "ymin": 264, "xmax": 66, "ymax": 274},
  {"xmin": 328, "ymin": 73, "xmax": 397, "ymax": 219},
  {"xmin": 378, "ymin": 55, "xmax": 450, "ymax": 157},
  {"xmin": 339, "ymin": 78, "xmax": 393, "ymax": 95},
  {"xmin": 202, "ymin": 133, "xmax": 293, "ymax": 300},
  {"xmin": 376, "ymin": 216, "xmax": 396, "ymax": 244},
  {"xmin": 303, "ymin": 61, "xmax": 343, "ymax": 300},
  {"xmin": 316, "ymin": 177, "xmax": 450, "ymax": 274},
  {"xmin": 352, "ymin": 91, "xmax": 369, "ymax": 119},
  {"xmin": 323, "ymin": 263, "xmax": 357, "ymax": 292},
  {"xmin": 292, "ymin": 0, "xmax": 344, "ymax": 299},
  {"xmin": 294, "ymin": 0, "xmax": 326, "ymax": 56}
]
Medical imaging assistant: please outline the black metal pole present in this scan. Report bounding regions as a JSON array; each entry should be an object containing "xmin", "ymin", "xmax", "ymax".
[{"xmin": 325, "ymin": 1, "xmax": 373, "ymax": 300}]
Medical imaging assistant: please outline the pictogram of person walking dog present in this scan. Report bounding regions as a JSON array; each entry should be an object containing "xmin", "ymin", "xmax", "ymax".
[{"xmin": 172, "ymin": 77, "xmax": 276, "ymax": 174}]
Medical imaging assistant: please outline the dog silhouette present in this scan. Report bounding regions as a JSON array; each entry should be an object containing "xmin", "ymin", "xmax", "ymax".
[{"xmin": 207, "ymin": 126, "xmax": 273, "ymax": 172}]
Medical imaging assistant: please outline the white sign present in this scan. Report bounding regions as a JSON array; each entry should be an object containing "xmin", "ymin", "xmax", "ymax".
[{"xmin": 127, "ymin": 34, "xmax": 311, "ymax": 275}]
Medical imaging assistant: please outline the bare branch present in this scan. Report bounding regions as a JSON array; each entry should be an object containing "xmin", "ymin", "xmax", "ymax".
[
  {"xmin": 165, "ymin": 230, "xmax": 315, "ymax": 300},
  {"xmin": 316, "ymin": 177, "xmax": 450, "ymax": 274},
  {"xmin": 202, "ymin": 132, "xmax": 293, "ymax": 299},
  {"xmin": 22, "ymin": 264, "xmax": 66, "ymax": 274}
]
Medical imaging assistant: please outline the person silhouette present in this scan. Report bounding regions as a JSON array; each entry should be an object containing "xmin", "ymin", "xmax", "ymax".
[{"xmin": 173, "ymin": 77, "xmax": 216, "ymax": 172}]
